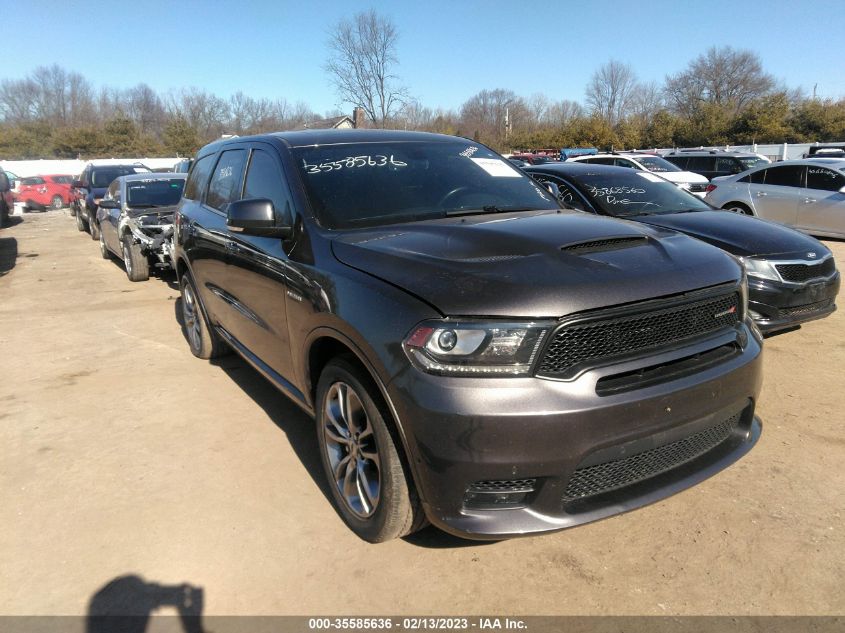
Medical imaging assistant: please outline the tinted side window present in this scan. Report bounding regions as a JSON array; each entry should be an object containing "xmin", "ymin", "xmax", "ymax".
[
  {"xmin": 765, "ymin": 165, "xmax": 804, "ymax": 188},
  {"xmin": 740, "ymin": 169, "xmax": 766, "ymax": 184},
  {"xmin": 183, "ymin": 154, "xmax": 215, "ymax": 201},
  {"xmin": 612, "ymin": 159, "xmax": 635, "ymax": 168},
  {"xmin": 206, "ymin": 149, "xmax": 248, "ymax": 210},
  {"xmin": 687, "ymin": 157, "xmax": 714, "ymax": 172},
  {"xmin": 243, "ymin": 149, "xmax": 294, "ymax": 219},
  {"xmin": 717, "ymin": 157, "xmax": 744, "ymax": 174},
  {"xmin": 806, "ymin": 167, "xmax": 845, "ymax": 192},
  {"xmin": 665, "ymin": 156, "xmax": 688, "ymax": 169},
  {"xmin": 590, "ymin": 157, "xmax": 615, "ymax": 166}
]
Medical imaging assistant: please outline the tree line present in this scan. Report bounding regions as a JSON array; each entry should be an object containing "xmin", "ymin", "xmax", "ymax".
[{"xmin": 1, "ymin": 16, "xmax": 844, "ymax": 161}]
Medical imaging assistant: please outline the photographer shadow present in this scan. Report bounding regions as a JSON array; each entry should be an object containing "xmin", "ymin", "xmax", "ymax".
[{"xmin": 87, "ymin": 575, "xmax": 205, "ymax": 633}]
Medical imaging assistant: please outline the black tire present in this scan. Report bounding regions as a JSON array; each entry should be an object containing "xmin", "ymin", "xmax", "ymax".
[
  {"xmin": 179, "ymin": 272, "xmax": 228, "ymax": 359},
  {"xmin": 50, "ymin": 195, "xmax": 64, "ymax": 210},
  {"xmin": 122, "ymin": 236, "xmax": 149, "ymax": 282},
  {"xmin": 0, "ymin": 201, "xmax": 9, "ymax": 228},
  {"xmin": 722, "ymin": 202, "xmax": 753, "ymax": 216},
  {"xmin": 99, "ymin": 229, "xmax": 111, "ymax": 259},
  {"xmin": 89, "ymin": 217, "xmax": 100, "ymax": 240},
  {"xmin": 316, "ymin": 357, "xmax": 425, "ymax": 542},
  {"xmin": 76, "ymin": 210, "xmax": 87, "ymax": 232}
]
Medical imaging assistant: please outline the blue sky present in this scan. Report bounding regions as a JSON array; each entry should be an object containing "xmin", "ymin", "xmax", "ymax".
[{"xmin": 5, "ymin": 0, "xmax": 845, "ymax": 116}]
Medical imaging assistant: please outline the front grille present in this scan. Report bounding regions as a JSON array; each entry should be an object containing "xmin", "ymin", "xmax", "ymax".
[
  {"xmin": 537, "ymin": 291, "xmax": 740, "ymax": 378},
  {"xmin": 778, "ymin": 299, "xmax": 834, "ymax": 318},
  {"xmin": 564, "ymin": 412, "xmax": 742, "ymax": 500},
  {"xmin": 776, "ymin": 258, "xmax": 835, "ymax": 283},
  {"xmin": 469, "ymin": 479, "xmax": 536, "ymax": 493}
]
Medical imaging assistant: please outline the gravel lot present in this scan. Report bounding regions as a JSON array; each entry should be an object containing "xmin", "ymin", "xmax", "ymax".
[{"xmin": 1, "ymin": 210, "xmax": 844, "ymax": 617}]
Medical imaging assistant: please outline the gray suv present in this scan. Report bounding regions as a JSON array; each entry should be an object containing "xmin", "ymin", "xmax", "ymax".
[
  {"xmin": 174, "ymin": 130, "xmax": 763, "ymax": 542},
  {"xmin": 664, "ymin": 150, "xmax": 769, "ymax": 180}
]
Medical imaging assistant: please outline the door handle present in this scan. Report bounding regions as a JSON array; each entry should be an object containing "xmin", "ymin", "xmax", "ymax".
[
  {"xmin": 755, "ymin": 192, "xmax": 768, "ymax": 197},
  {"xmin": 803, "ymin": 198, "xmax": 817, "ymax": 204}
]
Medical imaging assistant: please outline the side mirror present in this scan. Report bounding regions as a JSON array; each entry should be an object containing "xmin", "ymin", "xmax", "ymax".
[
  {"xmin": 227, "ymin": 198, "xmax": 292, "ymax": 238},
  {"xmin": 545, "ymin": 182, "xmax": 561, "ymax": 199},
  {"xmin": 72, "ymin": 180, "xmax": 84, "ymax": 188},
  {"xmin": 98, "ymin": 199, "xmax": 119, "ymax": 209}
]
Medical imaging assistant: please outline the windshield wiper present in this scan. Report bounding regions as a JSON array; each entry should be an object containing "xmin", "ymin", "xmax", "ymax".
[{"xmin": 445, "ymin": 206, "xmax": 536, "ymax": 217}]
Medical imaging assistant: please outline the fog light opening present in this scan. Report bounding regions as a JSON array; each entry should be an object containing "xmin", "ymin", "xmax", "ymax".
[{"xmin": 463, "ymin": 479, "xmax": 537, "ymax": 510}]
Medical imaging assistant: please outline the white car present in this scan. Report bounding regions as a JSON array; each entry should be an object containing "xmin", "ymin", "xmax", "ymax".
[
  {"xmin": 566, "ymin": 152, "xmax": 710, "ymax": 197},
  {"xmin": 704, "ymin": 158, "xmax": 845, "ymax": 238}
]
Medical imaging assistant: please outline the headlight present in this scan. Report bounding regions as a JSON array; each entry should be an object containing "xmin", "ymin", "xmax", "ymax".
[
  {"xmin": 740, "ymin": 256, "xmax": 780, "ymax": 282},
  {"xmin": 403, "ymin": 320, "xmax": 551, "ymax": 376}
]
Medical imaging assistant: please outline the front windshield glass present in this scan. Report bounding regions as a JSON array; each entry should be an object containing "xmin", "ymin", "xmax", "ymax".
[
  {"xmin": 292, "ymin": 140, "xmax": 559, "ymax": 229},
  {"xmin": 91, "ymin": 167, "xmax": 145, "ymax": 188},
  {"xmin": 738, "ymin": 157, "xmax": 768, "ymax": 170},
  {"xmin": 634, "ymin": 155, "xmax": 682, "ymax": 173},
  {"xmin": 568, "ymin": 170, "xmax": 712, "ymax": 217},
  {"xmin": 126, "ymin": 178, "xmax": 185, "ymax": 207}
]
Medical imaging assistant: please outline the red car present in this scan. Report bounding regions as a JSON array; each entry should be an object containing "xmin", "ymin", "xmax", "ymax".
[{"xmin": 15, "ymin": 174, "xmax": 75, "ymax": 211}]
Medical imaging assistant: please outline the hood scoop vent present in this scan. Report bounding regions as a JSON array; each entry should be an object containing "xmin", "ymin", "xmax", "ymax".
[{"xmin": 561, "ymin": 236, "xmax": 648, "ymax": 254}]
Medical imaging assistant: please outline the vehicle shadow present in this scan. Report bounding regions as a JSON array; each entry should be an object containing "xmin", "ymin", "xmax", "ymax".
[
  {"xmin": 170, "ymin": 298, "xmax": 500, "ymax": 549},
  {"xmin": 172, "ymin": 298, "xmax": 333, "ymax": 506},
  {"xmin": 87, "ymin": 574, "xmax": 205, "ymax": 633},
  {"xmin": 0, "ymin": 236, "xmax": 17, "ymax": 275}
]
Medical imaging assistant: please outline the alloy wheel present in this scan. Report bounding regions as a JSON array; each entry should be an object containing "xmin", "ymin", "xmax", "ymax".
[
  {"xmin": 322, "ymin": 382, "xmax": 381, "ymax": 518},
  {"xmin": 181, "ymin": 281, "xmax": 203, "ymax": 352}
]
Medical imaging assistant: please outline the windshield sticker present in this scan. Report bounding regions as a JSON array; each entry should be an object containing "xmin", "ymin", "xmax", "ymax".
[
  {"xmin": 470, "ymin": 157, "xmax": 521, "ymax": 178},
  {"xmin": 459, "ymin": 146, "xmax": 479, "ymax": 158},
  {"xmin": 303, "ymin": 155, "xmax": 407, "ymax": 175},
  {"xmin": 637, "ymin": 172, "xmax": 664, "ymax": 183},
  {"xmin": 588, "ymin": 185, "xmax": 658, "ymax": 208}
]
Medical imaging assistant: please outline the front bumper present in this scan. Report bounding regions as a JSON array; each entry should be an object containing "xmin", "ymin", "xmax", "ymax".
[
  {"xmin": 748, "ymin": 272, "xmax": 839, "ymax": 333},
  {"xmin": 388, "ymin": 324, "xmax": 763, "ymax": 539}
]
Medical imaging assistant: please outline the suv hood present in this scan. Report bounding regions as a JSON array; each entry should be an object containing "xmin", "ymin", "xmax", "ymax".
[
  {"xmin": 655, "ymin": 171, "xmax": 709, "ymax": 185},
  {"xmin": 635, "ymin": 210, "xmax": 826, "ymax": 258},
  {"xmin": 331, "ymin": 211, "xmax": 742, "ymax": 317}
]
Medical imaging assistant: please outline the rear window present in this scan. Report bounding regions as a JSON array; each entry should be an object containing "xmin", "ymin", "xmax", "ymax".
[
  {"xmin": 635, "ymin": 156, "xmax": 682, "ymax": 173},
  {"xmin": 21, "ymin": 177, "xmax": 45, "ymax": 185}
]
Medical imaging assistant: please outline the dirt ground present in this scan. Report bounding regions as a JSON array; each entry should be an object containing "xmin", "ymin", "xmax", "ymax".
[{"xmin": 1, "ymin": 210, "xmax": 844, "ymax": 617}]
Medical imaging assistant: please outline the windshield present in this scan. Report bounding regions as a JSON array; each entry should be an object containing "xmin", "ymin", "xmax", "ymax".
[
  {"xmin": 126, "ymin": 178, "xmax": 185, "ymax": 207},
  {"xmin": 292, "ymin": 140, "xmax": 559, "ymax": 229},
  {"xmin": 634, "ymin": 155, "xmax": 682, "ymax": 173},
  {"xmin": 738, "ymin": 157, "xmax": 768, "ymax": 170},
  {"xmin": 568, "ymin": 170, "xmax": 712, "ymax": 217},
  {"xmin": 91, "ymin": 166, "xmax": 148, "ymax": 188}
]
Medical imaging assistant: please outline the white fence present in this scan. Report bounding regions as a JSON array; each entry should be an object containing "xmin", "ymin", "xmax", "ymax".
[{"xmin": 0, "ymin": 157, "xmax": 182, "ymax": 179}]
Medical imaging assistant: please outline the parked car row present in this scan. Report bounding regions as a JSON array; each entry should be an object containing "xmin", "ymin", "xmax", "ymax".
[
  {"xmin": 66, "ymin": 130, "xmax": 839, "ymax": 545},
  {"xmin": 71, "ymin": 163, "xmax": 185, "ymax": 282}
]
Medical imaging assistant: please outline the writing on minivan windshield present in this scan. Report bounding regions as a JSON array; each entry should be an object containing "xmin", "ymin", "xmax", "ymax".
[
  {"xmin": 303, "ymin": 155, "xmax": 408, "ymax": 174},
  {"xmin": 571, "ymin": 172, "xmax": 711, "ymax": 216},
  {"xmin": 292, "ymin": 141, "xmax": 559, "ymax": 229}
]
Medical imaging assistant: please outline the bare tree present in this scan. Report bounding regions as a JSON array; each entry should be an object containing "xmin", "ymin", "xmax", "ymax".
[
  {"xmin": 325, "ymin": 10, "xmax": 409, "ymax": 127},
  {"xmin": 126, "ymin": 83, "xmax": 166, "ymax": 135},
  {"xmin": 460, "ymin": 88, "xmax": 528, "ymax": 148},
  {"xmin": 664, "ymin": 46, "xmax": 775, "ymax": 117},
  {"xmin": 543, "ymin": 99, "xmax": 584, "ymax": 127},
  {"xmin": 585, "ymin": 60, "xmax": 638, "ymax": 125}
]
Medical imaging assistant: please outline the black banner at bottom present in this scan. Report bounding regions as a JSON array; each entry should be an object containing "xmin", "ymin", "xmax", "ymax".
[{"xmin": 0, "ymin": 616, "xmax": 843, "ymax": 633}]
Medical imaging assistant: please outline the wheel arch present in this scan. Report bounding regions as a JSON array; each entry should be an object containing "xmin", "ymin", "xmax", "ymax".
[{"xmin": 304, "ymin": 329, "xmax": 428, "ymax": 507}]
